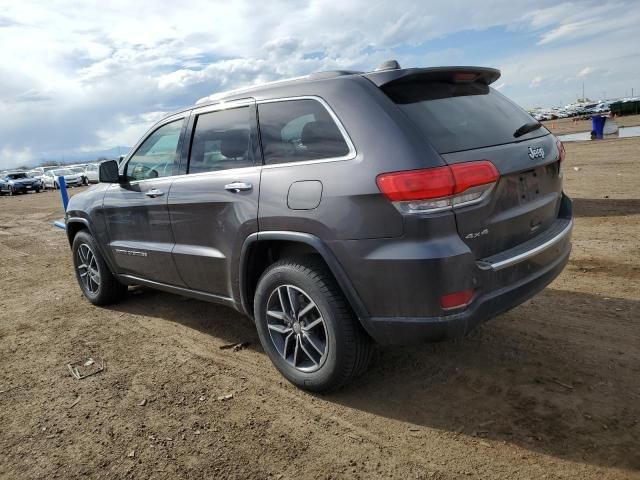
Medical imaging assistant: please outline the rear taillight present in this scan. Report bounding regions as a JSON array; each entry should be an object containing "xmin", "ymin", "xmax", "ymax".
[{"xmin": 377, "ymin": 160, "xmax": 499, "ymax": 214}]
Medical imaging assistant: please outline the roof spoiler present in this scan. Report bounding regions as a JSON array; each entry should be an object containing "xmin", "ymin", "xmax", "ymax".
[{"xmin": 363, "ymin": 66, "xmax": 501, "ymax": 88}]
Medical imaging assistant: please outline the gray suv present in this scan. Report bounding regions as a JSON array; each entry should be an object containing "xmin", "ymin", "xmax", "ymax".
[{"xmin": 65, "ymin": 63, "xmax": 573, "ymax": 392}]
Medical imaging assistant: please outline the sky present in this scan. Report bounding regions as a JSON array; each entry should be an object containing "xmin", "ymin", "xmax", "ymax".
[{"xmin": 1, "ymin": 0, "xmax": 639, "ymax": 169}]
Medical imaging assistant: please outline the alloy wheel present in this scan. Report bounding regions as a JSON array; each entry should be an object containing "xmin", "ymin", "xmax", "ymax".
[
  {"xmin": 266, "ymin": 284, "xmax": 328, "ymax": 373},
  {"xmin": 76, "ymin": 243, "xmax": 100, "ymax": 295}
]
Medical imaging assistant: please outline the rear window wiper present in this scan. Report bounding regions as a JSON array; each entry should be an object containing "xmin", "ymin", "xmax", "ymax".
[{"xmin": 513, "ymin": 121, "xmax": 542, "ymax": 138}]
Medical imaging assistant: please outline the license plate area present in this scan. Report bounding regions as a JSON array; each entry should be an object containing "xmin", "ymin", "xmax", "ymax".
[{"xmin": 516, "ymin": 169, "xmax": 540, "ymax": 204}]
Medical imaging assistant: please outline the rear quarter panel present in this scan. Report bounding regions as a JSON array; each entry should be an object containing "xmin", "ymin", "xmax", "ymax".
[{"xmin": 256, "ymin": 76, "xmax": 447, "ymax": 240}]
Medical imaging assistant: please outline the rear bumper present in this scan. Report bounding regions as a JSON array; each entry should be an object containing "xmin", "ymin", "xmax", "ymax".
[
  {"xmin": 329, "ymin": 195, "xmax": 573, "ymax": 345},
  {"xmin": 365, "ymin": 239, "xmax": 570, "ymax": 345}
]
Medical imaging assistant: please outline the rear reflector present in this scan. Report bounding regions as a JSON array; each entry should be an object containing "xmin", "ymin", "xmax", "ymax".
[
  {"xmin": 377, "ymin": 161, "xmax": 499, "ymax": 213},
  {"xmin": 440, "ymin": 289, "xmax": 475, "ymax": 310}
]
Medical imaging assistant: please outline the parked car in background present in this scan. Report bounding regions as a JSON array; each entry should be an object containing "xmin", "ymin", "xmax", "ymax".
[
  {"xmin": 42, "ymin": 168, "xmax": 83, "ymax": 189},
  {"xmin": 69, "ymin": 166, "xmax": 89, "ymax": 185},
  {"xmin": 83, "ymin": 163, "xmax": 100, "ymax": 183},
  {"xmin": 0, "ymin": 171, "xmax": 43, "ymax": 195},
  {"xmin": 27, "ymin": 169, "xmax": 47, "ymax": 183}
]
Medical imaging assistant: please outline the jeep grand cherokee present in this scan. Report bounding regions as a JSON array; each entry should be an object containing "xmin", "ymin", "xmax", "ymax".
[{"xmin": 65, "ymin": 62, "xmax": 572, "ymax": 392}]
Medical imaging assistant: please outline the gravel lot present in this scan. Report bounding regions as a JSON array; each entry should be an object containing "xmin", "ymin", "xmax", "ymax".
[{"xmin": 1, "ymin": 138, "xmax": 639, "ymax": 479}]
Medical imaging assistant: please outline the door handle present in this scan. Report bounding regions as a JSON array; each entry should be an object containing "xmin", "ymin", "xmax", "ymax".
[
  {"xmin": 224, "ymin": 182, "xmax": 253, "ymax": 193},
  {"xmin": 144, "ymin": 189, "xmax": 164, "ymax": 198}
]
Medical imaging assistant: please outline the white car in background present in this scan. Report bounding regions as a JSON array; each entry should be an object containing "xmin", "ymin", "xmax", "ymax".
[
  {"xmin": 27, "ymin": 169, "xmax": 46, "ymax": 183},
  {"xmin": 68, "ymin": 166, "xmax": 90, "ymax": 185},
  {"xmin": 42, "ymin": 168, "xmax": 84, "ymax": 189},
  {"xmin": 83, "ymin": 163, "xmax": 100, "ymax": 183}
]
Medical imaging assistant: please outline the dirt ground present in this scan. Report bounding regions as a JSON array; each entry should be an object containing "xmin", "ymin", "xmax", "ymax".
[
  {"xmin": 542, "ymin": 114, "xmax": 640, "ymax": 135},
  {"xmin": 1, "ymin": 138, "xmax": 639, "ymax": 480}
]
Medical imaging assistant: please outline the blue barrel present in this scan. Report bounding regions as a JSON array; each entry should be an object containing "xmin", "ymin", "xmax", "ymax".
[{"xmin": 591, "ymin": 115, "xmax": 605, "ymax": 139}]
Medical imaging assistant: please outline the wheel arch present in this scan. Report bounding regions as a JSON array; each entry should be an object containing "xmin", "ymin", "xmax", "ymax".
[
  {"xmin": 66, "ymin": 217, "xmax": 119, "ymax": 276},
  {"xmin": 66, "ymin": 218, "xmax": 91, "ymax": 246},
  {"xmin": 238, "ymin": 231, "xmax": 372, "ymax": 334}
]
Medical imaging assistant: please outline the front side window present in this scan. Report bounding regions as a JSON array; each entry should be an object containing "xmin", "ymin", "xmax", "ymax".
[
  {"xmin": 126, "ymin": 119, "xmax": 184, "ymax": 181},
  {"xmin": 188, "ymin": 107, "xmax": 253, "ymax": 174},
  {"xmin": 258, "ymin": 99, "xmax": 350, "ymax": 165}
]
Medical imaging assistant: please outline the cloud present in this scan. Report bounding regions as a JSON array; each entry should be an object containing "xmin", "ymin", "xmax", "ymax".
[
  {"xmin": 0, "ymin": 147, "xmax": 34, "ymax": 169},
  {"xmin": 529, "ymin": 76, "xmax": 543, "ymax": 88},
  {"xmin": 0, "ymin": 0, "xmax": 639, "ymax": 167},
  {"xmin": 578, "ymin": 66, "xmax": 594, "ymax": 77}
]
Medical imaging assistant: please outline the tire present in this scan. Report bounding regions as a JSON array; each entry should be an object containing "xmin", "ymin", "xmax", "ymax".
[
  {"xmin": 72, "ymin": 230, "xmax": 127, "ymax": 306},
  {"xmin": 254, "ymin": 256, "xmax": 372, "ymax": 393}
]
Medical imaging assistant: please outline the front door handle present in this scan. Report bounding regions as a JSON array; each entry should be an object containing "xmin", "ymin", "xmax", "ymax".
[
  {"xmin": 224, "ymin": 182, "xmax": 253, "ymax": 193},
  {"xmin": 145, "ymin": 189, "xmax": 164, "ymax": 198}
]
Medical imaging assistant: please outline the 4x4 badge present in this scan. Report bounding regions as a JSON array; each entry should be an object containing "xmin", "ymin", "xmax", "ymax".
[{"xmin": 528, "ymin": 146, "xmax": 545, "ymax": 159}]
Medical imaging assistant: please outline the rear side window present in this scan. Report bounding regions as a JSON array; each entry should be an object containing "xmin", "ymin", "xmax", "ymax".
[
  {"xmin": 258, "ymin": 99, "xmax": 350, "ymax": 165},
  {"xmin": 188, "ymin": 106, "xmax": 254, "ymax": 174},
  {"xmin": 384, "ymin": 82, "xmax": 548, "ymax": 154}
]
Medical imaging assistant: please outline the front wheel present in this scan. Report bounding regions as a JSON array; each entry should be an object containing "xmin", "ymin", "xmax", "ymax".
[
  {"xmin": 254, "ymin": 257, "xmax": 372, "ymax": 392},
  {"xmin": 72, "ymin": 231, "xmax": 127, "ymax": 305}
]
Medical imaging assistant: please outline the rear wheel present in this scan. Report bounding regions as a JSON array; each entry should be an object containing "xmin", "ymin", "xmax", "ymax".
[
  {"xmin": 254, "ymin": 257, "xmax": 372, "ymax": 392},
  {"xmin": 72, "ymin": 230, "xmax": 127, "ymax": 305}
]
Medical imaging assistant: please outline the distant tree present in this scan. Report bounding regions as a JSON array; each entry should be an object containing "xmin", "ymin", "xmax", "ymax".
[{"xmin": 39, "ymin": 161, "xmax": 59, "ymax": 167}]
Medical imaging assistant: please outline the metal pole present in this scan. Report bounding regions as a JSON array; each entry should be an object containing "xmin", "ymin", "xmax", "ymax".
[{"xmin": 58, "ymin": 176, "xmax": 69, "ymax": 211}]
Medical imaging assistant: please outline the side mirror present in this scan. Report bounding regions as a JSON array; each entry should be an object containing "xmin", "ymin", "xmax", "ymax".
[{"xmin": 99, "ymin": 160, "xmax": 120, "ymax": 183}]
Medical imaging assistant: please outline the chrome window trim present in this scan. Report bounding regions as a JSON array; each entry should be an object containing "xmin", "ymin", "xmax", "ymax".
[
  {"xmin": 169, "ymin": 165, "xmax": 262, "ymax": 181},
  {"xmin": 191, "ymin": 98, "xmax": 256, "ymax": 115},
  {"xmin": 257, "ymin": 95, "xmax": 357, "ymax": 169}
]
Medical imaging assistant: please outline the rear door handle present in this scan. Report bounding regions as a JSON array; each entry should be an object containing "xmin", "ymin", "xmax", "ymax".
[
  {"xmin": 224, "ymin": 182, "xmax": 253, "ymax": 193},
  {"xmin": 144, "ymin": 189, "xmax": 164, "ymax": 198}
]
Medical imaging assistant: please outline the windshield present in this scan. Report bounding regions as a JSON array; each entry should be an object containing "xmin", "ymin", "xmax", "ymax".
[
  {"xmin": 6, "ymin": 173, "xmax": 28, "ymax": 179},
  {"xmin": 53, "ymin": 169, "xmax": 73, "ymax": 176},
  {"xmin": 70, "ymin": 167, "xmax": 84, "ymax": 173},
  {"xmin": 383, "ymin": 82, "xmax": 549, "ymax": 154}
]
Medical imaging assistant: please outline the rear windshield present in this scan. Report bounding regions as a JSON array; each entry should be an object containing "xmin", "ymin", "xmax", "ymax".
[{"xmin": 384, "ymin": 82, "xmax": 548, "ymax": 154}]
